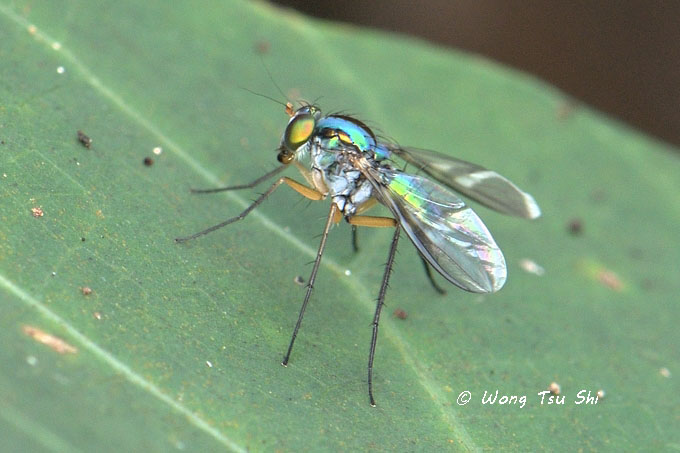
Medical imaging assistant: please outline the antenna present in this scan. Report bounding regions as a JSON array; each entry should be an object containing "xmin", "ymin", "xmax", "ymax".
[
  {"xmin": 260, "ymin": 55, "xmax": 289, "ymax": 104},
  {"xmin": 240, "ymin": 86, "xmax": 288, "ymax": 108}
]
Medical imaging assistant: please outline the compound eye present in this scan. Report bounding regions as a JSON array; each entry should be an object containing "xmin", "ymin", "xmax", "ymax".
[{"xmin": 284, "ymin": 114, "xmax": 315, "ymax": 150}]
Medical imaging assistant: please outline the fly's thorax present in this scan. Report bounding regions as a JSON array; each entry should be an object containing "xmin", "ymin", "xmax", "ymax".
[
  {"xmin": 281, "ymin": 107, "xmax": 384, "ymax": 216},
  {"xmin": 311, "ymin": 167, "xmax": 329, "ymax": 196},
  {"xmin": 307, "ymin": 141, "xmax": 376, "ymax": 216},
  {"xmin": 315, "ymin": 115, "xmax": 377, "ymax": 154},
  {"xmin": 329, "ymin": 177, "xmax": 375, "ymax": 216},
  {"xmin": 309, "ymin": 136, "xmax": 339, "ymax": 170}
]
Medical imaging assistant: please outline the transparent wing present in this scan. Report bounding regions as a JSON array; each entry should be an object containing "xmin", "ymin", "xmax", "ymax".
[
  {"xmin": 376, "ymin": 168, "xmax": 506, "ymax": 293},
  {"xmin": 388, "ymin": 146, "xmax": 541, "ymax": 219}
]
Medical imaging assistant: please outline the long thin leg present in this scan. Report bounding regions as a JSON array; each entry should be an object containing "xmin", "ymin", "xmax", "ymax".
[
  {"xmin": 368, "ymin": 223, "xmax": 401, "ymax": 407},
  {"xmin": 190, "ymin": 165, "xmax": 287, "ymax": 193},
  {"xmin": 282, "ymin": 203, "xmax": 339, "ymax": 366},
  {"xmin": 420, "ymin": 256, "xmax": 447, "ymax": 295},
  {"xmin": 351, "ymin": 225, "xmax": 359, "ymax": 253},
  {"xmin": 175, "ymin": 177, "xmax": 323, "ymax": 243}
]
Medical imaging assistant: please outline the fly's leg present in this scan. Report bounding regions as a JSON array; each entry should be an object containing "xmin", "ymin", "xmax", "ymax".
[
  {"xmin": 420, "ymin": 256, "xmax": 447, "ymax": 295},
  {"xmin": 282, "ymin": 203, "xmax": 339, "ymax": 366},
  {"xmin": 347, "ymin": 214, "xmax": 399, "ymax": 407},
  {"xmin": 351, "ymin": 225, "xmax": 359, "ymax": 253},
  {"xmin": 175, "ymin": 177, "xmax": 324, "ymax": 242},
  {"xmin": 190, "ymin": 165, "xmax": 287, "ymax": 193}
]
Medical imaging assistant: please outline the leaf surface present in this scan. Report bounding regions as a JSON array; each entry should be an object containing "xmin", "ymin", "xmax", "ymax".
[{"xmin": 1, "ymin": 1, "xmax": 678, "ymax": 451}]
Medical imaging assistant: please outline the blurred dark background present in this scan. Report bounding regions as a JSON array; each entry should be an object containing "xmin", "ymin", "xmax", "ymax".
[{"xmin": 271, "ymin": 0, "xmax": 680, "ymax": 149}]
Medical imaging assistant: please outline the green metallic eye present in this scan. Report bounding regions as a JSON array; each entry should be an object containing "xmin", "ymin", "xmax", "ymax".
[{"xmin": 284, "ymin": 114, "xmax": 315, "ymax": 150}]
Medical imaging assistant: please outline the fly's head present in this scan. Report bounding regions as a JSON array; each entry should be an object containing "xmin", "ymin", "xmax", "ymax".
[{"xmin": 278, "ymin": 104, "xmax": 321, "ymax": 164}]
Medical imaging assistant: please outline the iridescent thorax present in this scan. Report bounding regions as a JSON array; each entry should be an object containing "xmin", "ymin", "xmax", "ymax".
[{"xmin": 280, "ymin": 106, "xmax": 389, "ymax": 216}]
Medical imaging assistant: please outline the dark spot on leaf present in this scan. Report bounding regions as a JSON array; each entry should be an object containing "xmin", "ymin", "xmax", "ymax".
[
  {"xmin": 77, "ymin": 130, "xmax": 92, "ymax": 148},
  {"xmin": 567, "ymin": 218, "xmax": 583, "ymax": 235},
  {"xmin": 255, "ymin": 40, "xmax": 270, "ymax": 54},
  {"xmin": 143, "ymin": 157, "xmax": 154, "ymax": 166},
  {"xmin": 393, "ymin": 308, "xmax": 407, "ymax": 319}
]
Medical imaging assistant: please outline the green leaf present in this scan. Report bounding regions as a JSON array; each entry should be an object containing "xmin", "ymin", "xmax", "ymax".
[{"xmin": 1, "ymin": 1, "xmax": 679, "ymax": 451}]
